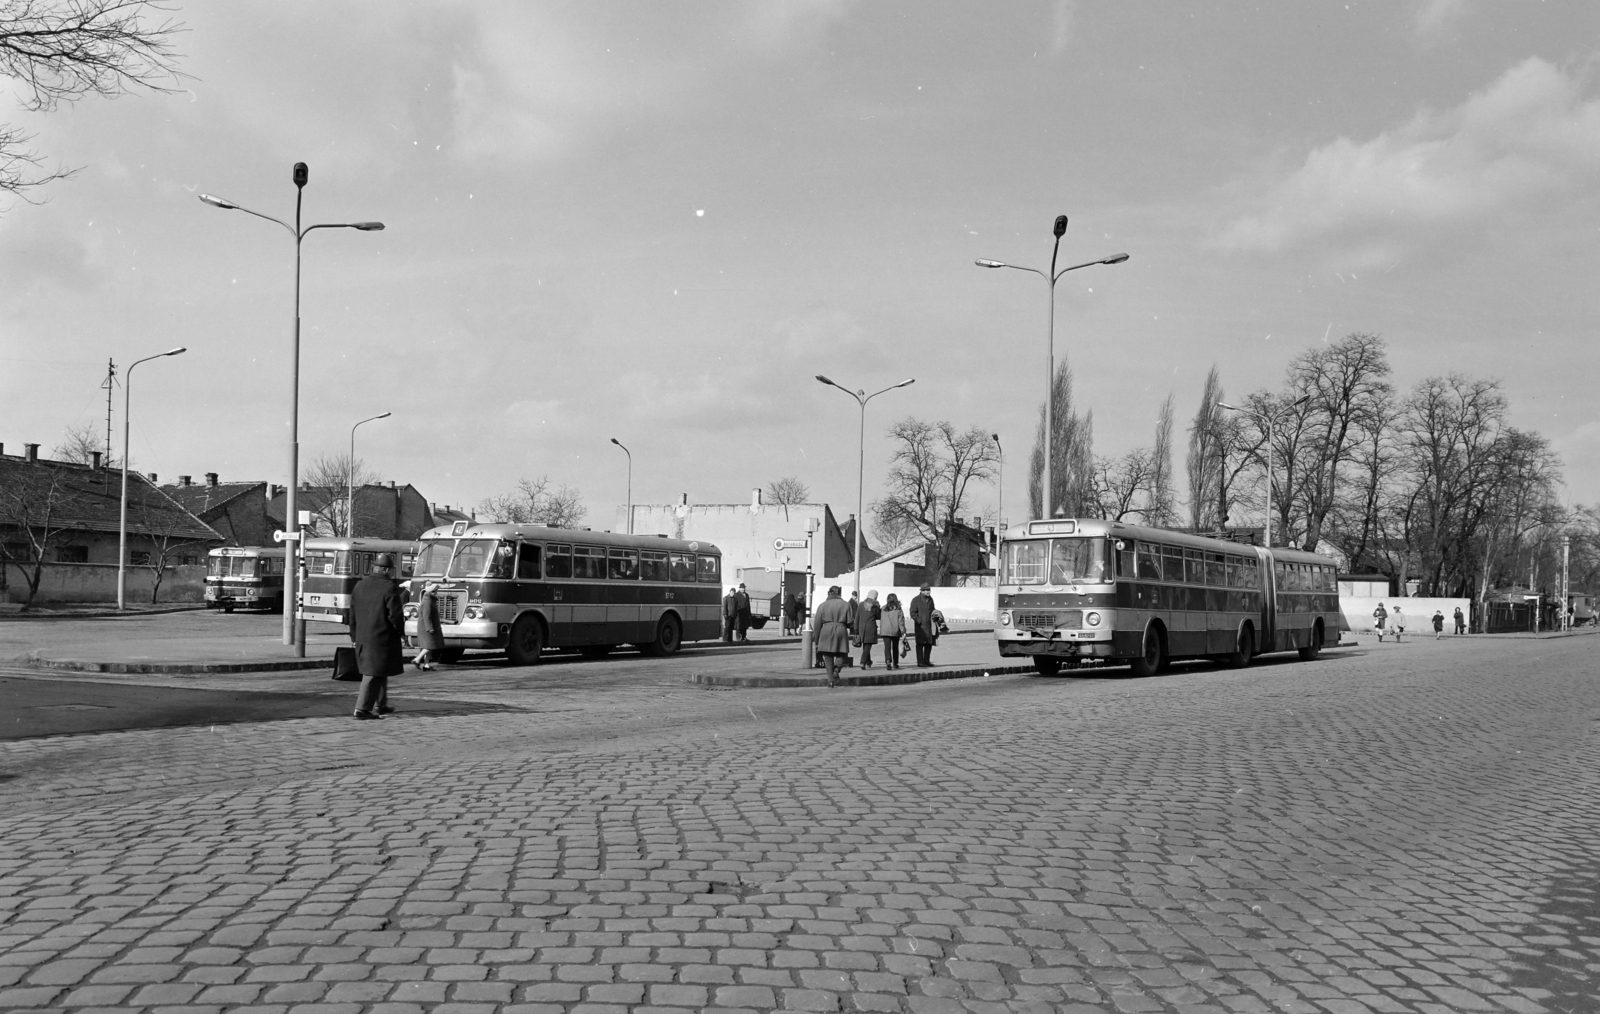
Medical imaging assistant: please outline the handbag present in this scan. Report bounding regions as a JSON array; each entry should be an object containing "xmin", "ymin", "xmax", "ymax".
[{"xmin": 332, "ymin": 645, "xmax": 361, "ymax": 682}]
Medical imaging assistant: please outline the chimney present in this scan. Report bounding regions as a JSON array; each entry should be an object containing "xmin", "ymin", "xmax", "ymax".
[
  {"xmin": 91, "ymin": 451, "xmax": 102, "ymax": 470},
  {"xmin": 205, "ymin": 472, "xmax": 218, "ymax": 487},
  {"xmin": 300, "ymin": 481, "xmax": 310, "ymax": 491},
  {"xmin": 681, "ymin": 493, "xmax": 689, "ymax": 506},
  {"xmin": 147, "ymin": 472, "xmax": 157, "ymax": 482},
  {"xmin": 752, "ymin": 487, "xmax": 762, "ymax": 508},
  {"xmin": 387, "ymin": 480, "xmax": 396, "ymax": 489},
  {"xmin": 0, "ymin": 442, "xmax": 5, "ymax": 456},
  {"xmin": 25, "ymin": 443, "xmax": 39, "ymax": 462},
  {"xmin": 430, "ymin": 502, "xmax": 437, "ymax": 514},
  {"xmin": 179, "ymin": 475, "xmax": 192, "ymax": 486}
]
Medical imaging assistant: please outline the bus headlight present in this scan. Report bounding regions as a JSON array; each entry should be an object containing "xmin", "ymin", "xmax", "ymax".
[
  {"xmin": 403, "ymin": 605, "xmax": 417, "ymax": 619},
  {"xmin": 999, "ymin": 611, "xmax": 1011, "ymax": 626},
  {"xmin": 464, "ymin": 605, "xmax": 484, "ymax": 620},
  {"xmin": 1085, "ymin": 611, "xmax": 1101, "ymax": 627}
]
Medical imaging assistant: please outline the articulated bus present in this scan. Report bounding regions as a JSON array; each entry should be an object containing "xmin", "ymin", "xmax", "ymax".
[
  {"xmin": 204, "ymin": 546, "xmax": 286, "ymax": 613},
  {"xmin": 298, "ymin": 537, "xmax": 418, "ymax": 627},
  {"xmin": 996, "ymin": 518, "xmax": 1342, "ymax": 676},
  {"xmin": 403, "ymin": 522, "xmax": 723, "ymax": 664}
]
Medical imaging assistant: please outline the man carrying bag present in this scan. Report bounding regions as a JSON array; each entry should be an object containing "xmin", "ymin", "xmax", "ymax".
[{"xmin": 351, "ymin": 553, "xmax": 405, "ymax": 720}]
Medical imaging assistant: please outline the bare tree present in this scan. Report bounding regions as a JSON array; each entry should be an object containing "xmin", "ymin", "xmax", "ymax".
[
  {"xmin": 128, "ymin": 490, "xmax": 208, "ymax": 602},
  {"xmin": 765, "ymin": 476, "xmax": 809, "ymax": 521},
  {"xmin": 872, "ymin": 418, "xmax": 998, "ymax": 584},
  {"xmin": 1093, "ymin": 448, "xmax": 1156, "ymax": 522},
  {"xmin": 300, "ymin": 454, "xmax": 380, "ymax": 538},
  {"xmin": 0, "ymin": 463, "xmax": 85, "ymax": 608},
  {"xmin": 51, "ymin": 421, "xmax": 111, "ymax": 466},
  {"xmin": 1, "ymin": 0, "xmax": 184, "ymax": 200},
  {"xmin": 1027, "ymin": 359, "xmax": 1096, "ymax": 519},
  {"xmin": 477, "ymin": 476, "xmax": 587, "ymax": 528}
]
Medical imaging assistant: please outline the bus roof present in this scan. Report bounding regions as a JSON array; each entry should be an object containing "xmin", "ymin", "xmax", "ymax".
[
  {"xmin": 301, "ymin": 537, "xmax": 418, "ymax": 553},
  {"xmin": 417, "ymin": 523, "xmax": 720, "ymax": 556},
  {"xmin": 209, "ymin": 546, "xmax": 286, "ymax": 557},
  {"xmin": 1000, "ymin": 518, "xmax": 1336, "ymax": 565}
]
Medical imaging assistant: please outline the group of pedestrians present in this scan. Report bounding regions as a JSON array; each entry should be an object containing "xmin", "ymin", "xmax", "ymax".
[
  {"xmin": 721, "ymin": 583, "xmax": 752, "ymax": 642},
  {"xmin": 811, "ymin": 583, "xmax": 941, "ymax": 687},
  {"xmin": 1373, "ymin": 602, "xmax": 1468, "ymax": 642}
]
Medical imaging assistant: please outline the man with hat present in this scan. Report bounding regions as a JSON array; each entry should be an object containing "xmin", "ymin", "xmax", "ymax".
[
  {"xmin": 350, "ymin": 552, "xmax": 405, "ymax": 720},
  {"xmin": 909, "ymin": 583, "xmax": 937, "ymax": 668}
]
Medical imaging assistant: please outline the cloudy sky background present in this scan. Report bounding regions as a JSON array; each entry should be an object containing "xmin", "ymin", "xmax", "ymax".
[{"xmin": 3, "ymin": 0, "xmax": 1598, "ymax": 533}]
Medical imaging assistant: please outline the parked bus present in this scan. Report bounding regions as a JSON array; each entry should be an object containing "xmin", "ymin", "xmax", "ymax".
[
  {"xmin": 298, "ymin": 537, "xmax": 418, "ymax": 627},
  {"xmin": 403, "ymin": 521, "xmax": 723, "ymax": 664},
  {"xmin": 204, "ymin": 546, "xmax": 286, "ymax": 613},
  {"xmin": 995, "ymin": 518, "xmax": 1342, "ymax": 676}
]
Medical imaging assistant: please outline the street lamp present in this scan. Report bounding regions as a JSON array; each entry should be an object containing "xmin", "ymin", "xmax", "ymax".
[
  {"xmin": 1218, "ymin": 397, "xmax": 1307, "ymax": 548},
  {"xmin": 815, "ymin": 375, "xmax": 914, "ymax": 598},
  {"xmin": 118, "ymin": 347, "xmax": 187, "ymax": 611},
  {"xmin": 977, "ymin": 216, "xmax": 1128, "ymax": 519},
  {"xmin": 610, "ymin": 438, "xmax": 632, "ymax": 534},
  {"xmin": 992, "ymin": 432, "xmax": 1003, "ymax": 530},
  {"xmin": 348, "ymin": 412, "xmax": 390, "ymax": 537},
  {"xmin": 200, "ymin": 163, "xmax": 385, "ymax": 655}
]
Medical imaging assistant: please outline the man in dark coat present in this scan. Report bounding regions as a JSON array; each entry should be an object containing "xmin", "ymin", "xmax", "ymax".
[
  {"xmin": 909, "ymin": 583, "xmax": 937, "ymax": 667},
  {"xmin": 351, "ymin": 552, "xmax": 405, "ymax": 720},
  {"xmin": 812, "ymin": 585, "xmax": 852, "ymax": 686},
  {"xmin": 734, "ymin": 583, "xmax": 751, "ymax": 642},
  {"xmin": 722, "ymin": 587, "xmax": 737, "ymax": 642}
]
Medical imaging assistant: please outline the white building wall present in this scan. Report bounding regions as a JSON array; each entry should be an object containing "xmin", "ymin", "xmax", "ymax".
[{"xmin": 622, "ymin": 502, "xmax": 828, "ymax": 577}]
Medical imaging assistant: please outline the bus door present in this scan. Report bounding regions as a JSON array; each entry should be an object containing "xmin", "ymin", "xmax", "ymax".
[{"xmin": 1256, "ymin": 546, "xmax": 1277, "ymax": 652}]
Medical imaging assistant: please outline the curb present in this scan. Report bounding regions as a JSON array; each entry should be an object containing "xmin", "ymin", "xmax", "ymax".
[
  {"xmin": 26, "ymin": 655, "xmax": 334, "ymax": 674},
  {"xmin": 0, "ymin": 604, "xmax": 209, "ymax": 621},
  {"xmin": 689, "ymin": 663, "xmax": 1035, "ymax": 689}
]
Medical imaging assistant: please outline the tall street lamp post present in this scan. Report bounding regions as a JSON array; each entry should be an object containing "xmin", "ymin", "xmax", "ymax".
[
  {"xmin": 117, "ymin": 347, "xmax": 187, "ymax": 611},
  {"xmin": 200, "ymin": 163, "xmax": 384, "ymax": 654},
  {"xmin": 348, "ymin": 412, "xmax": 390, "ymax": 537},
  {"xmin": 1218, "ymin": 397, "xmax": 1307, "ymax": 547},
  {"xmin": 992, "ymin": 432, "xmax": 1003, "ymax": 529},
  {"xmin": 610, "ymin": 438, "xmax": 632, "ymax": 534},
  {"xmin": 815, "ymin": 375, "xmax": 914, "ymax": 598},
  {"xmin": 977, "ymin": 217, "xmax": 1128, "ymax": 520}
]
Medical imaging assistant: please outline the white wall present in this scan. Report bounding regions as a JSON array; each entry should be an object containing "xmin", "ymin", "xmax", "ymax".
[{"xmin": 1342, "ymin": 596, "xmax": 1470, "ymax": 635}]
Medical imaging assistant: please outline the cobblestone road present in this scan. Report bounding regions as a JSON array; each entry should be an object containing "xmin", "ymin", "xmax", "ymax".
[{"xmin": 2, "ymin": 633, "xmax": 1596, "ymax": 1014}]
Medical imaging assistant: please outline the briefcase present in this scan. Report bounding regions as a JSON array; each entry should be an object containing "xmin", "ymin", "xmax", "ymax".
[{"xmin": 332, "ymin": 646, "xmax": 361, "ymax": 682}]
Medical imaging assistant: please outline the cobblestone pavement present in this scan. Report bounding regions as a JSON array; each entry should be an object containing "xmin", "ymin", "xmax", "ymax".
[{"xmin": 1, "ymin": 632, "xmax": 1596, "ymax": 1013}]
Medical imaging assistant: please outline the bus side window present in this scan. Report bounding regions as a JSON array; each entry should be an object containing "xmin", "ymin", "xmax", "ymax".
[
  {"xmin": 517, "ymin": 543, "xmax": 542, "ymax": 580},
  {"xmin": 641, "ymin": 550, "xmax": 669, "ymax": 582},
  {"xmin": 1115, "ymin": 541, "xmax": 1134, "ymax": 578},
  {"xmin": 1274, "ymin": 561, "xmax": 1286, "ymax": 589},
  {"xmin": 546, "ymin": 544, "xmax": 573, "ymax": 579},
  {"xmin": 697, "ymin": 554, "xmax": 721, "ymax": 584},
  {"xmin": 401, "ymin": 555, "xmax": 415, "ymax": 578},
  {"xmin": 1183, "ymin": 548, "xmax": 1204, "ymax": 585},
  {"xmin": 1137, "ymin": 542, "xmax": 1162, "ymax": 580},
  {"xmin": 608, "ymin": 549, "xmax": 639, "ymax": 580},
  {"xmin": 487, "ymin": 543, "xmax": 516, "ymax": 579},
  {"xmin": 1224, "ymin": 557, "xmax": 1238, "ymax": 588},
  {"xmin": 1163, "ymin": 546, "xmax": 1184, "ymax": 583},
  {"xmin": 1240, "ymin": 557, "xmax": 1257, "ymax": 588},
  {"xmin": 1205, "ymin": 553, "xmax": 1225, "ymax": 586},
  {"xmin": 573, "ymin": 546, "xmax": 605, "ymax": 580},
  {"xmin": 669, "ymin": 553, "xmax": 695, "ymax": 581}
]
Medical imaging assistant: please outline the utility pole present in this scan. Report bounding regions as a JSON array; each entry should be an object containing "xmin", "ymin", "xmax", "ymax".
[{"xmin": 101, "ymin": 359, "xmax": 117, "ymax": 469}]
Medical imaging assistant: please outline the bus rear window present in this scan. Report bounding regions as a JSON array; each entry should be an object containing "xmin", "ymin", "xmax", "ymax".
[
  {"xmin": 697, "ymin": 554, "xmax": 721, "ymax": 583},
  {"xmin": 414, "ymin": 541, "xmax": 453, "ymax": 577}
]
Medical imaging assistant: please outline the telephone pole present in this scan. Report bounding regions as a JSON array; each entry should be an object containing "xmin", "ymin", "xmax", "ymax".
[{"xmin": 101, "ymin": 359, "xmax": 118, "ymax": 468}]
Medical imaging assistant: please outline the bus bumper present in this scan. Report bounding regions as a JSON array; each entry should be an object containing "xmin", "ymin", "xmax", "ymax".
[
  {"xmin": 998, "ymin": 640, "xmax": 1112, "ymax": 659},
  {"xmin": 405, "ymin": 618, "xmax": 509, "ymax": 650}
]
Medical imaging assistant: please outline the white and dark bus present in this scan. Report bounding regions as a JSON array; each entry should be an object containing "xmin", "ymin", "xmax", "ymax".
[
  {"xmin": 404, "ymin": 522, "xmax": 723, "ymax": 664},
  {"xmin": 996, "ymin": 518, "xmax": 1342, "ymax": 675}
]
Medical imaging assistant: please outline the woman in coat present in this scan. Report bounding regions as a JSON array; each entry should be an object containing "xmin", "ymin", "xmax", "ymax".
[
  {"xmin": 812, "ymin": 585, "xmax": 852, "ymax": 686},
  {"xmin": 878, "ymin": 593, "xmax": 905, "ymax": 670},
  {"xmin": 413, "ymin": 581, "xmax": 444, "ymax": 670},
  {"xmin": 857, "ymin": 589, "xmax": 882, "ymax": 669}
]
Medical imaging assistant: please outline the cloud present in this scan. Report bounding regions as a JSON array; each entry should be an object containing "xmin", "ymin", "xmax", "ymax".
[
  {"xmin": 1050, "ymin": 0, "xmax": 1076, "ymax": 56},
  {"xmin": 1414, "ymin": 0, "xmax": 1468, "ymax": 42},
  {"xmin": 1216, "ymin": 59, "xmax": 1600, "ymax": 254}
]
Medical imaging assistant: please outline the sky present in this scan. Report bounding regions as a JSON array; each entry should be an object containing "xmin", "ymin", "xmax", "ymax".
[{"xmin": 3, "ymin": 0, "xmax": 1599, "ymax": 536}]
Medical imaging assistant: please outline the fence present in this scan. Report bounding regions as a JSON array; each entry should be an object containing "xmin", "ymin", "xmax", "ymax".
[{"xmin": 1, "ymin": 562, "xmax": 205, "ymax": 605}]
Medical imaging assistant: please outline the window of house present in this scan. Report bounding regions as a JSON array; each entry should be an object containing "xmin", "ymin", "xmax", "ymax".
[
  {"xmin": 56, "ymin": 545, "xmax": 88, "ymax": 564},
  {"xmin": 4, "ymin": 542, "xmax": 34, "ymax": 562},
  {"xmin": 130, "ymin": 551, "xmax": 151, "ymax": 566}
]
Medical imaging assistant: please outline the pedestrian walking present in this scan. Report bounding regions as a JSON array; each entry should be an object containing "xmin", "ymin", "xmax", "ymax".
[
  {"xmin": 1373, "ymin": 602, "xmax": 1388, "ymax": 642},
  {"xmin": 1454, "ymin": 606, "xmax": 1466, "ymax": 635},
  {"xmin": 857, "ymin": 589, "xmax": 881, "ymax": 669},
  {"xmin": 350, "ymin": 552, "xmax": 405, "ymax": 720},
  {"xmin": 910, "ymin": 583, "xmax": 937, "ymax": 667},
  {"xmin": 812, "ymin": 585, "xmax": 852, "ymax": 687},
  {"xmin": 412, "ymin": 580, "xmax": 443, "ymax": 670},
  {"xmin": 1432, "ymin": 610, "xmax": 1444, "ymax": 640},
  {"xmin": 1392, "ymin": 604, "xmax": 1406, "ymax": 642},
  {"xmin": 734, "ymin": 583, "xmax": 751, "ymax": 642},
  {"xmin": 879, "ymin": 593, "xmax": 906, "ymax": 669},
  {"xmin": 782, "ymin": 591, "xmax": 799, "ymax": 636},
  {"xmin": 722, "ymin": 587, "xmax": 737, "ymax": 643}
]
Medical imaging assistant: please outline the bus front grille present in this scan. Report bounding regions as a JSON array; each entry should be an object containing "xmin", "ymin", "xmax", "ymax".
[
  {"xmin": 1015, "ymin": 610, "xmax": 1082, "ymax": 630},
  {"xmin": 438, "ymin": 593, "xmax": 463, "ymax": 624}
]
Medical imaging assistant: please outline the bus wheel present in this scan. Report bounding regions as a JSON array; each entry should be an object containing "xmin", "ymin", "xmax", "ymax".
[
  {"xmin": 1298, "ymin": 622, "xmax": 1322, "ymax": 661},
  {"xmin": 434, "ymin": 647, "xmax": 466, "ymax": 664},
  {"xmin": 1032, "ymin": 656, "xmax": 1062, "ymax": 676},
  {"xmin": 505, "ymin": 616, "xmax": 544, "ymax": 666},
  {"xmin": 1129, "ymin": 624, "xmax": 1165, "ymax": 678},
  {"xmin": 579, "ymin": 645, "xmax": 612, "ymax": 658},
  {"xmin": 223, "ymin": 607, "xmax": 234, "ymax": 614},
  {"xmin": 1224, "ymin": 626, "xmax": 1254, "ymax": 669},
  {"xmin": 645, "ymin": 614, "xmax": 682, "ymax": 657}
]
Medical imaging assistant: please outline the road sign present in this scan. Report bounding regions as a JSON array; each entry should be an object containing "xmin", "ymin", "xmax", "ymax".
[{"xmin": 775, "ymin": 539, "xmax": 808, "ymax": 550}]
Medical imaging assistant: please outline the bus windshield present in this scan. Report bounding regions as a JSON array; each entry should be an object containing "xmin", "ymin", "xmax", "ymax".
[
  {"xmin": 414, "ymin": 540, "xmax": 453, "ymax": 577},
  {"xmin": 447, "ymin": 540, "xmax": 496, "ymax": 578},
  {"xmin": 1002, "ymin": 538, "xmax": 1109, "ymax": 585},
  {"xmin": 207, "ymin": 556, "xmax": 258, "ymax": 579}
]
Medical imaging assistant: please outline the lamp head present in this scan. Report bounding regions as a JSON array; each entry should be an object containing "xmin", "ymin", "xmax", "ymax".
[
  {"xmin": 293, "ymin": 162, "xmax": 308, "ymax": 189},
  {"xmin": 377, "ymin": 412, "xmax": 392, "ymax": 419},
  {"xmin": 165, "ymin": 347, "xmax": 187, "ymax": 356},
  {"xmin": 611, "ymin": 438, "xmax": 621, "ymax": 446},
  {"xmin": 1102, "ymin": 252, "xmax": 1130, "ymax": 265},
  {"xmin": 895, "ymin": 378, "xmax": 915, "ymax": 389},
  {"xmin": 1053, "ymin": 215, "xmax": 1068, "ymax": 238},
  {"xmin": 974, "ymin": 259, "xmax": 1005, "ymax": 268},
  {"xmin": 198, "ymin": 194, "xmax": 236, "ymax": 210},
  {"xmin": 1217, "ymin": 402, "xmax": 1238, "ymax": 412},
  {"xmin": 815, "ymin": 375, "xmax": 835, "ymax": 387},
  {"xmin": 351, "ymin": 222, "xmax": 385, "ymax": 231}
]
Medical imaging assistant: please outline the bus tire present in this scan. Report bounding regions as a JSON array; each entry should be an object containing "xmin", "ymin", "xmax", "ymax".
[
  {"xmin": 579, "ymin": 644, "xmax": 612, "ymax": 658},
  {"xmin": 434, "ymin": 647, "xmax": 466, "ymax": 664},
  {"xmin": 1129, "ymin": 623, "xmax": 1166, "ymax": 678},
  {"xmin": 1298, "ymin": 621, "xmax": 1323, "ymax": 661},
  {"xmin": 223, "ymin": 606, "xmax": 234, "ymax": 614},
  {"xmin": 506, "ymin": 615, "xmax": 544, "ymax": 666},
  {"xmin": 644, "ymin": 614, "xmax": 682, "ymax": 657},
  {"xmin": 1032, "ymin": 656, "xmax": 1062, "ymax": 676},
  {"xmin": 1223, "ymin": 625, "xmax": 1254, "ymax": 669}
]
